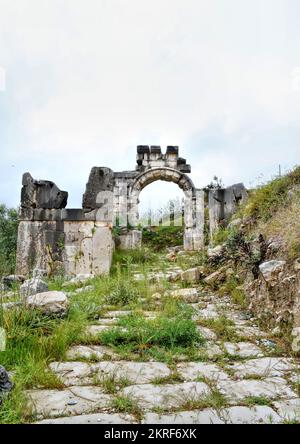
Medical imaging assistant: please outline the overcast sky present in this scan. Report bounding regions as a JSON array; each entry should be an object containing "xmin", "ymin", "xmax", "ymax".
[{"xmin": 0, "ymin": 0, "xmax": 300, "ymax": 212}]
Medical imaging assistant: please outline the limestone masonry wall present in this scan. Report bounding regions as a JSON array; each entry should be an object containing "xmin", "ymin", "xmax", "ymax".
[{"xmin": 16, "ymin": 147, "xmax": 248, "ymax": 277}]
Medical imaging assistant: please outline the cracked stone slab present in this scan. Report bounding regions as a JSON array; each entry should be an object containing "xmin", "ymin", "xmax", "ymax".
[
  {"xmin": 121, "ymin": 382, "xmax": 211, "ymax": 409},
  {"xmin": 36, "ymin": 413, "xmax": 137, "ymax": 424},
  {"xmin": 217, "ymin": 378, "xmax": 298, "ymax": 403},
  {"xmin": 49, "ymin": 362, "xmax": 95, "ymax": 386},
  {"xmin": 27, "ymin": 386, "xmax": 112, "ymax": 419},
  {"xmin": 66, "ymin": 345, "xmax": 119, "ymax": 361},
  {"xmin": 95, "ymin": 361, "xmax": 171, "ymax": 384},
  {"xmin": 223, "ymin": 342, "xmax": 264, "ymax": 358},
  {"xmin": 202, "ymin": 342, "xmax": 224, "ymax": 359},
  {"xmin": 196, "ymin": 326, "xmax": 217, "ymax": 340},
  {"xmin": 168, "ymin": 288, "xmax": 199, "ymax": 303},
  {"xmin": 229, "ymin": 358, "xmax": 297, "ymax": 378},
  {"xmin": 273, "ymin": 399, "xmax": 300, "ymax": 422},
  {"xmin": 143, "ymin": 406, "xmax": 280, "ymax": 424},
  {"xmin": 176, "ymin": 362, "xmax": 230, "ymax": 382}
]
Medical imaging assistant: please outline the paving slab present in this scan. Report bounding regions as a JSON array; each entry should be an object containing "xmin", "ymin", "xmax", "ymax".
[
  {"xmin": 27, "ymin": 386, "xmax": 112, "ymax": 419},
  {"xmin": 229, "ymin": 357, "xmax": 297, "ymax": 378},
  {"xmin": 95, "ymin": 361, "xmax": 171, "ymax": 384},
  {"xmin": 36, "ymin": 413, "xmax": 137, "ymax": 424},
  {"xmin": 121, "ymin": 382, "xmax": 211, "ymax": 409},
  {"xmin": 223, "ymin": 342, "xmax": 263, "ymax": 358},
  {"xmin": 49, "ymin": 361, "xmax": 95, "ymax": 386},
  {"xmin": 176, "ymin": 362, "xmax": 230, "ymax": 382},
  {"xmin": 273, "ymin": 398, "xmax": 300, "ymax": 422},
  {"xmin": 66, "ymin": 345, "xmax": 119, "ymax": 361},
  {"xmin": 196, "ymin": 326, "xmax": 217, "ymax": 340},
  {"xmin": 217, "ymin": 377, "xmax": 297, "ymax": 403},
  {"xmin": 143, "ymin": 406, "xmax": 280, "ymax": 424}
]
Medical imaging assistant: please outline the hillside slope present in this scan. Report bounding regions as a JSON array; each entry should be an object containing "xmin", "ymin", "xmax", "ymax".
[{"xmin": 208, "ymin": 166, "xmax": 300, "ymax": 355}]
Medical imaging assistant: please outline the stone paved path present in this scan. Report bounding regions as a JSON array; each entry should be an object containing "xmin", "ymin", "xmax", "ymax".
[{"xmin": 27, "ymin": 260, "xmax": 300, "ymax": 424}]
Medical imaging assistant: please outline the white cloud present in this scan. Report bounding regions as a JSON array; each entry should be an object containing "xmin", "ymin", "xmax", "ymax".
[{"xmin": 0, "ymin": 0, "xmax": 299, "ymax": 207}]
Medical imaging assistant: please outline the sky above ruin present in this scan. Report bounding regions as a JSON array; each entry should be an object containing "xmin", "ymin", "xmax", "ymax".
[{"xmin": 0, "ymin": 0, "xmax": 300, "ymax": 213}]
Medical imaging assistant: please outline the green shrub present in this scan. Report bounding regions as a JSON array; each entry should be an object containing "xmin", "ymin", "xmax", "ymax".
[
  {"xmin": 0, "ymin": 205, "xmax": 18, "ymax": 276},
  {"xmin": 104, "ymin": 279, "xmax": 139, "ymax": 306},
  {"xmin": 142, "ymin": 226, "xmax": 184, "ymax": 251},
  {"xmin": 243, "ymin": 166, "xmax": 300, "ymax": 222},
  {"xmin": 99, "ymin": 313, "xmax": 204, "ymax": 349}
]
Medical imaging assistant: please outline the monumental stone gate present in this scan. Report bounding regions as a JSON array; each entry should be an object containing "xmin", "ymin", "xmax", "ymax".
[{"xmin": 16, "ymin": 146, "xmax": 248, "ymax": 277}]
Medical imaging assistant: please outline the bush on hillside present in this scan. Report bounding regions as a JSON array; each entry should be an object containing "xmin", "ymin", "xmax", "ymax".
[{"xmin": 0, "ymin": 205, "xmax": 18, "ymax": 276}]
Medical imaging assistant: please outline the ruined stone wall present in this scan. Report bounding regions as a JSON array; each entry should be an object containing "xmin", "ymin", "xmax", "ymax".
[
  {"xmin": 17, "ymin": 187, "xmax": 114, "ymax": 277},
  {"xmin": 16, "ymin": 146, "xmax": 248, "ymax": 276},
  {"xmin": 208, "ymin": 183, "xmax": 248, "ymax": 236}
]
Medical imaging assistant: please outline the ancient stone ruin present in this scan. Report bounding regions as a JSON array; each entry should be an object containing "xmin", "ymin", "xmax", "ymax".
[{"xmin": 16, "ymin": 147, "xmax": 248, "ymax": 277}]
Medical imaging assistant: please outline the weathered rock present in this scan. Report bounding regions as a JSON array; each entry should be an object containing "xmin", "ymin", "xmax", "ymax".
[
  {"xmin": 1, "ymin": 274, "xmax": 25, "ymax": 289},
  {"xmin": 0, "ymin": 328, "xmax": 6, "ymax": 351},
  {"xmin": 291, "ymin": 327, "xmax": 300, "ymax": 353},
  {"xmin": 0, "ymin": 366, "xmax": 13, "ymax": 402},
  {"xmin": 21, "ymin": 172, "xmax": 68, "ymax": 209},
  {"xmin": 228, "ymin": 218, "xmax": 243, "ymax": 229},
  {"xmin": 20, "ymin": 278, "xmax": 48, "ymax": 297},
  {"xmin": 75, "ymin": 285, "xmax": 94, "ymax": 294},
  {"xmin": 259, "ymin": 260, "xmax": 286, "ymax": 284},
  {"xmin": 196, "ymin": 326, "xmax": 217, "ymax": 340},
  {"xmin": 204, "ymin": 270, "xmax": 225, "ymax": 287},
  {"xmin": 168, "ymin": 288, "xmax": 199, "ymax": 303},
  {"xmin": 32, "ymin": 268, "xmax": 47, "ymax": 279},
  {"xmin": 67, "ymin": 274, "xmax": 94, "ymax": 285},
  {"xmin": 25, "ymin": 291, "xmax": 69, "ymax": 316},
  {"xmin": 207, "ymin": 245, "xmax": 224, "ymax": 261},
  {"xmin": 181, "ymin": 268, "xmax": 201, "ymax": 283},
  {"xmin": 166, "ymin": 253, "xmax": 177, "ymax": 262}
]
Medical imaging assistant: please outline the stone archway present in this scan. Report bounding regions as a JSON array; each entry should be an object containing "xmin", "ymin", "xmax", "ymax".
[{"xmin": 128, "ymin": 167, "xmax": 204, "ymax": 251}]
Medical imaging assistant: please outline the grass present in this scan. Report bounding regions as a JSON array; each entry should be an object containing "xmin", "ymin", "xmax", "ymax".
[
  {"xmin": 242, "ymin": 396, "xmax": 273, "ymax": 407},
  {"xmin": 94, "ymin": 373, "xmax": 132, "ymax": 394},
  {"xmin": 197, "ymin": 315, "xmax": 241, "ymax": 342},
  {"xmin": 142, "ymin": 226, "xmax": 184, "ymax": 252},
  {"xmin": 243, "ymin": 166, "xmax": 300, "ymax": 222},
  {"xmin": 219, "ymin": 277, "xmax": 248, "ymax": 310},
  {"xmin": 0, "ymin": 301, "xmax": 90, "ymax": 423},
  {"xmin": 98, "ymin": 311, "xmax": 204, "ymax": 352},
  {"xmin": 111, "ymin": 395, "xmax": 143, "ymax": 420}
]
